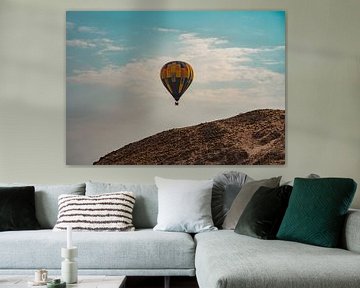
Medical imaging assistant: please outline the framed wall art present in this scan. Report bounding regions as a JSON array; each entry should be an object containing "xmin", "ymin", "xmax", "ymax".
[{"xmin": 66, "ymin": 11, "xmax": 285, "ymax": 165}]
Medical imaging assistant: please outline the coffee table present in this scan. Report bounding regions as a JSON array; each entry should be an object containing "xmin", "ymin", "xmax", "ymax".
[{"xmin": 0, "ymin": 275, "xmax": 126, "ymax": 288}]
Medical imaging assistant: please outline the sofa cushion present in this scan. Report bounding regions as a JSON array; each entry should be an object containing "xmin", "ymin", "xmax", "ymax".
[
  {"xmin": 86, "ymin": 182, "xmax": 158, "ymax": 229},
  {"xmin": 234, "ymin": 185, "xmax": 292, "ymax": 239},
  {"xmin": 0, "ymin": 186, "xmax": 40, "ymax": 231},
  {"xmin": 195, "ymin": 230, "xmax": 360, "ymax": 288},
  {"xmin": 222, "ymin": 176, "xmax": 281, "ymax": 229},
  {"xmin": 277, "ymin": 178, "xmax": 357, "ymax": 247},
  {"xmin": 153, "ymin": 177, "xmax": 216, "ymax": 233},
  {"xmin": 0, "ymin": 183, "xmax": 86, "ymax": 229},
  {"xmin": 53, "ymin": 192, "xmax": 136, "ymax": 232},
  {"xmin": 0, "ymin": 229, "xmax": 195, "ymax": 272},
  {"xmin": 212, "ymin": 171, "xmax": 250, "ymax": 228}
]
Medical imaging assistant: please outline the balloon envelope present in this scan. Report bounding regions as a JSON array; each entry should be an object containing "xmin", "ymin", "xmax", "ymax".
[{"xmin": 160, "ymin": 61, "xmax": 194, "ymax": 105}]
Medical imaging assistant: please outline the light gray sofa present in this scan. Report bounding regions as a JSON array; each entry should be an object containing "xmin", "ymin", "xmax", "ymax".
[
  {"xmin": 0, "ymin": 181, "xmax": 195, "ymax": 281},
  {"xmin": 195, "ymin": 211, "xmax": 360, "ymax": 288},
  {"xmin": 0, "ymin": 181, "xmax": 360, "ymax": 288}
]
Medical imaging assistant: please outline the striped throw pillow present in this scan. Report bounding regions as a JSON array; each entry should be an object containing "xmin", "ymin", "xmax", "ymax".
[{"xmin": 53, "ymin": 192, "xmax": 136, "ymax": 231}]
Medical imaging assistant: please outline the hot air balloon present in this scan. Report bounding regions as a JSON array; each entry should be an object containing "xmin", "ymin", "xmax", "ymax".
[{"xmin": 160, "ymin": 61, "xmax": 194, "ymax": 105}]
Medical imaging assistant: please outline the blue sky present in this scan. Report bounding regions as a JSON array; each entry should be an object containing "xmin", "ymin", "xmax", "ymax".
[{"xmin": 66, "ymin": 11, "xmax": 285, "ymax": 164}]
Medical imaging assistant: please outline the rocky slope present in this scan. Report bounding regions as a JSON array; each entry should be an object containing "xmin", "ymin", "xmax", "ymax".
[{"xmin": 93, "ymin": 109, "xmax": 285, "ymax": 165}]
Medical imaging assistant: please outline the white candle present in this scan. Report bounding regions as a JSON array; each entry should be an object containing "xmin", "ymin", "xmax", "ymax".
[{"xmin": 67, "ymin": 225, "xmax": 72, "ymax": 249}]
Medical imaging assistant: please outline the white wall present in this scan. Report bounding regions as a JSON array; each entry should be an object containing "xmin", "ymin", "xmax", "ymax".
[{"xmin": 0, "ymin": 0, "xmax": 359, "ymax": 208}]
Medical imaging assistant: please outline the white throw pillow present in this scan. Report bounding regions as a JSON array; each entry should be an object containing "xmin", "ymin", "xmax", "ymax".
[
  {"xmin": 153, "ymin": 177, "xmax": 217, "ymax": 233},
  {"xmin": 53, "ymin": 192, "xmax": 135, "ymax": 232}
]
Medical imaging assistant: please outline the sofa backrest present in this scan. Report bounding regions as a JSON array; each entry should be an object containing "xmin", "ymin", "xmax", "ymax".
[{"xmin": 86, "ymin": 181, "xmax": 158, "ymax": 229}]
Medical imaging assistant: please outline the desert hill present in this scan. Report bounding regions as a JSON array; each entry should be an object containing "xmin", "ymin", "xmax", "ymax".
[{"xmin": 93, "ymin": 109, "xmax": 285, "ymax": 165}]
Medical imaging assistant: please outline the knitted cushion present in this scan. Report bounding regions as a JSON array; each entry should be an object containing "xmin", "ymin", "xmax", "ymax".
[
  {"xmin": 53, "ymin": 192, "xmax": 135, "ymax": 231},
  {"xmin": 277, "ymin": 178, "xmax": 357, "ymax": 247}
]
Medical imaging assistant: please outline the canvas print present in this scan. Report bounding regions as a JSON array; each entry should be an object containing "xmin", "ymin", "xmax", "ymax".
[{"xmin": 66, "ymin": 11, "xmax": 286, "ymax": 165}]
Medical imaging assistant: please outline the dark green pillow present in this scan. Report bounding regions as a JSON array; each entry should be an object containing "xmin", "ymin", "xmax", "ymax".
[
  {"xmin": 234, "ymin": 185, "xmax": 292, "ymax": 239},
  {"xmin": 0, "ymin": 186, "xmax": 41, "ymax": 231},
  {"xmin": 277, "ymin": 178, "xmax": 357, "ymax": 247}
]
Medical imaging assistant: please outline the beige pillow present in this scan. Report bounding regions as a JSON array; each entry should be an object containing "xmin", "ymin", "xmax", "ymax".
[{"xmin": 222, "ymin": 177, "xmax": 281, "ymax": 230}]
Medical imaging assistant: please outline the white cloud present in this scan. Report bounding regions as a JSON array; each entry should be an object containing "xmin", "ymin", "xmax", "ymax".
[
  {"xmin": 78, "ymin": 26, "xmax": 106, "ymax": 35},
  {"xmin": 156, "ymin": 27, "xmax": 181, "ymax": 33},
  {"xmin": 94, "ymin": 38, "xmax": 127, "ymax": 54},
  {"xmin": 179, "ymin": 33, "xmax": 229, "ymax": 46},
  {"xmin": 68, "ymin": 57, "xmax": 167, "ymax": 92},
  {"xmin": 68, "ymin": 32, "xmax": 285, "ymax": 107},
  {"xmin": 66, "ymin": 38, "xmax": 127, "ymax": 54},
  {"xmin": 66, "ymin": 39, "xmax": 96, "ymax": 48},
  {"xmin": 263, "ymin": 46, "xmax": 285, "ymax": 52},
  {"xmin": 99, "ymin": 38, "xmax": 113, "ymax": 44},
  {"xmin": 177, "ymin": 33, "xmax": 277, "ymax": 84},
  {"xmin": 263, "ymin": 60, "xmax": 282, "ymax": 65},
  {"xmin": 186, "ymin": 86, "xmax": 284, "ymax": 115},
  {"xmin": 98, "ymin": 44, "xmax": 126, "ymax": 54}
]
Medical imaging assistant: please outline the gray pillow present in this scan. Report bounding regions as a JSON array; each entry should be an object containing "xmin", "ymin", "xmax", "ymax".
[
  {"xmin": 212, "ymin": 171, "xmax": 251, "ymax": 228},
  {"xmin": 283, "ymin": 173, "xmax": 320, "ymax": 186},
  {"xmin": 0, "ymin": 183, "xmax": 85, "ymax": 228},
  {"xmin": 86, "ymin": 181, "xmax": 158, "ymax": 229},
  {"xmin": 153, "ymin": 177, "xmax": 217, "ymax": 233},
  {"xmin": 222, "ymin": 177, "xmax": 281, "ymax": 230}
]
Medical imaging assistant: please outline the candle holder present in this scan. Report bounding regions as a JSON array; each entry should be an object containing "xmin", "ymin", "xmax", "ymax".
[{"xmin": 61, "ymin": 247, "xmax": 78, "ymax": 284}]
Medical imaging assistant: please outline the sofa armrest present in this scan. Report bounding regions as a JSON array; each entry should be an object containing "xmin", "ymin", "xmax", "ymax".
[{"xmin": 342, "ymin": 209, "xmax": 360, "ymax": 253}]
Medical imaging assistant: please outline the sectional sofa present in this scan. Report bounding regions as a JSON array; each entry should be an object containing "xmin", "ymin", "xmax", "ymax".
[{"xmin": 0, "ymin": 179, "xmax": 359, "ymax": 288}]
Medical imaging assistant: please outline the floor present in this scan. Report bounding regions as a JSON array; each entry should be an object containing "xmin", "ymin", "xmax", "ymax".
[{"xmin": 126, "ymin": 276, "xmax": 199, "ymax": 288}]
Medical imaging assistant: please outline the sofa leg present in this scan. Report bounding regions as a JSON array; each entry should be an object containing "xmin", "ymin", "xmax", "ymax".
[{"xmin": 164, "ymin": 276, "xmax": 170, "ymax": 288}]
